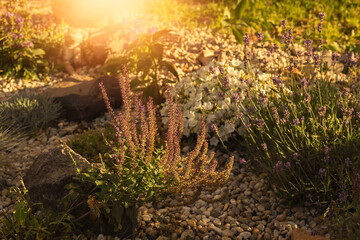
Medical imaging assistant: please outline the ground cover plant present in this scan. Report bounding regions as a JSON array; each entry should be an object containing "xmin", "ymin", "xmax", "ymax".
[{"xmin": 0, "ymin": 91, "xmax": 62, "ymax": 134}]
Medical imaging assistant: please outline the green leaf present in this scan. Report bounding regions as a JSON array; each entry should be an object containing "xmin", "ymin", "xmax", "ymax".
[
  {"xmin": 151, "ymin": 29, "xmax": 171, "ymax": 42},
  {"xmin": 231, "ymin": 27, "xmax": 243, "ymax": 43},
  {"xmin": 235, "ymin": 0, "xmax": 248, "ymax": 19},
  {"xmin": 150, "ymin": 43, "xmax": 163, "ymax": 61},
  {"xmin": 160, "ymin": 62, "xmax": 179, "ymax": 81},
  {"xmin": 32, "ymin": 48, "xmax": 45, "ymax": 56}
]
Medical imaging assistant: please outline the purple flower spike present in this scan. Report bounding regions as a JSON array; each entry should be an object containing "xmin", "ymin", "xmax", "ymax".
[
  {"xmin": 345, "ymin": 157, "xmax": 351, "ymax": 167},
  {"xmin": 284, "ymin": 161, "xmax": 291, "ymax": 169},
  {"xmin": 318, "ymin": 12, "xmax": 326, "ymax": 22},
  {"xmin": 280, "ymin": 19, "xmax": 287, "ymax": 29},
  {"xmin": 261, "ymin": 143, "xmax": 267, "ymax": 150},
  {"xmin": 318, "ymin": 168, "xmax": 326, "ymax": 177},
  {"xmin": 273, "ymin": 161, "xmax": 283, "ymax": 173},
  {"xmin": 243, "ymin": 33, "xmax": 250, "ymax": 47},
  {"xmin": 257, "ymin": 32, "xmax": 264, "ymax": 42}
]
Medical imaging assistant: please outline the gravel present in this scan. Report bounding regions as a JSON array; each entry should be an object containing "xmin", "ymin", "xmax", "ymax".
[{"xmin": 0, "ymin": 26, "xmax": 336, "ymax": 239}]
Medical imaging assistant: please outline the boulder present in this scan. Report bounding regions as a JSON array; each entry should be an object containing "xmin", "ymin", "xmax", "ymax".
[
  {"xmin": 43, "ymin": 75, "xmax": 122, "ymax": 121},
  {"xmin": 23, "ymin": 144, "xmax": 94, "ymax": 210},
  {"xmin": 291, "ymin": 228, "xmax": 330, "ymax": 240}
]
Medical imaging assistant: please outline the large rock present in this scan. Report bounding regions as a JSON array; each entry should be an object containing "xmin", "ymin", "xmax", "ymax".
[
  {"xmin": 23, "ymin": 145, "xmax": 94, "ymax": 210},
  {"xmin": 43, "ymin": 75, "xmax": 122, "ymax": 121},
  {"xmin": 291, "ymin": 228, "xmax": 330, "ymax": 240}
]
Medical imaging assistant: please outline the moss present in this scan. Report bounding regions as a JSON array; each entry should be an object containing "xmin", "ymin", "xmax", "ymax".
[{"xmin": 66, "ymin": 124, "xmax": 116, "ymax": 164}]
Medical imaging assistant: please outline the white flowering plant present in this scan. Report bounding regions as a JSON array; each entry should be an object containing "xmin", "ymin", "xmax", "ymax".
[{"xmin": 160, "ymin": 59, "xmax": 279, "ymax": 146}]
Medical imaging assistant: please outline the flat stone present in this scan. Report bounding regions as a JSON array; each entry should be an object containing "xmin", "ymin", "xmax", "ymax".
[{"xmin": 239, "ymin": 231, "xmax": 251, "ymax": 239}]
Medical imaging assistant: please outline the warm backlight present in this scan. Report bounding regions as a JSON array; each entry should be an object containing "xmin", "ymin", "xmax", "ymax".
[{"xmin": 51, "ymin": 0, "xmax": 149, "ymax": 27}]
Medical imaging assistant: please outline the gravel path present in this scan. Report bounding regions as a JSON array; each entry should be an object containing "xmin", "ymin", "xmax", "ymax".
[{"xmin": 0, "ymin": 27, "xmax": 338, "ymax": 239}]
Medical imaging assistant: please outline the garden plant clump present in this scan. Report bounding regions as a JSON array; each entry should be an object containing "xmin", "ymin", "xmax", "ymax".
[
  {"xmin": 234, "ymin": 15, "xmax": 360, "ymax": 238},
  {"xmin": 64, "ymin": 66, "xmax": 233, "ymax": 237},
  {"xmin": 0, "ymin": 0, "xmax": 65, "ymax": 80},
  {"xmin": 0, "ymin": 91, "xmax": 62, "ymax": 134}
]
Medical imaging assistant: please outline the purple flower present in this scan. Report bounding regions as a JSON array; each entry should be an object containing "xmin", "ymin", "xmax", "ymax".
[
  {"xmin": 26, "ymin": 41, "xmax": 31, "ymax": 48},
  {"xmin": 231, "ymin": 91, "xmax": 240, "ymax": 102},
  {"xmin": 318, "ymin": 12, "xmax": 326, "ymax": 22},
  {"xmin": 18, "ymin": 52, "xmax": 22, "ymax": 56},
  {"xmin": 239, "ymin": 158, "xmax": 247, "ymax": 164},
  {"xmin": 284, "ymin": 161, "xmax": 291, "ymax": 169},
  {"xmin": 258, "ymin": 92, "xmax": 267, "ymax": 105},
  {"xmin": 324, "ymin": 155, "xmax": 330, "ymax": 164},
  {"xmin": 282, "ymin": 106, "xmax": 290, "ymax": 119},
  {"xmin": 318, "ymin": 168, "xmax": 326, "ymax": 177},
  {"xmin": 345, "ymin": 157, "xmax": 351, "ymax": 167},
  {"xmin": 221, "ymin": 76, "xmax": 230, "ymax": 89},
  {"xmin": 261, "ymin": 143, "xmax": 267, "ymax": 150},
  {"xmin": 218, "ymin": 91, "xmax": 224, "ymax": 99},
  {"xmin": 203, "ymin": 87, "xmax": 209, "ymax": 94},
  {"xmin": 280, "ymin": 19, "xmax": 287, "ymax": 29},
  {"xmin": 293, "ymin": 118, "xmax": 300, "ymax": 126},
  {"xmin": 257, "ymin": 32, "xmax": 264, "ymax": 42},
  {"xmin": 317, "ymin": 106, "xmax": 326, "ymax": 118},
  {"xmin": 271, "ymin": 43, "xmax": 279, "ymax": 52},
  {"xmin": 339, "ymin": 192, "xmax": 348, "ymax": 203},
  {"xmin": 324, "ymin": 145, "xmax": 330, "ymax": 155},
  {"xmin": 273, "ymin": 161, "xmax": 283, "ymax": 173},
  {"xmin": 271, "ymin": 107, "xmax": 280, "ymax": 125},
  {"xmin": 209, "ymin": 66, "xmax": 216, "ymax": 74},
  {"xmin": 293, "ymin": 152, "xmax": 299, "ymax": 159},
  {"xmin": 331, "ymin": 52, "xmax": 340, "ymax": 66},
  {"xmin": 272, "ymin": 76, "xmax": 283, "ymax": 87},
  {"xmin": 317, "ymin": 23, "xmax": 323, "ymax": 33},
  {"xmin": 253, "ymin": 118, "xmax": 265, "ymax": 131},
  {"xmin": 243, "ymin": 33, "xmax": 250, "ymax": 47}
]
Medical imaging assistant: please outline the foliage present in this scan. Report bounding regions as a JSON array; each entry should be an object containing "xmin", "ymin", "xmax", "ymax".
[
  {"xmin": 0, "ymin": 91, "xmax": 62, "ymax": 134},
  {"xmin": 66, "ymin": 125, "xmax": 117, "ymax": 164},
  {"xmin": 0, "ymin": 124, "xmax": 24, "ymax": 151},
  {"xmin": 0, "ymin": 0, "xmax": 47, "ymax": 80},
  {"xmin": 235, "ymin": 15, "xmax": 360, "ymax": 212},
  {"xmin": 326, "ymin": 163, "xmax": 360, "ymax": 240},
  {"xmin": 61, "ymin": 66, "xmax": 233, "ymax": 235},
  {"xmin": 0, "ymin": 180, "xmax": 73, "ymax": 240},
  {"xmin": 102, "ymin": 29, "xmax": 179, "ymax": 104}
]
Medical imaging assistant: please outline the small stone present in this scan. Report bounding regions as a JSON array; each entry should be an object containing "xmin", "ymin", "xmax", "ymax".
[
  {"xmin": 257, "ymin": 205, "xmax": 265, "ymax": 212},
  {"xmin": 213, "ymin": 218, "xmax": 222, "ymax": 226},
  {"xmin": 97, "ymin": 234, "xmax": 105, "ymax": 240},
  {"xmin": 239, "ymin": 231, "xmax": 251, "ymax": 239},
  {"xmin": 210, "ymin": 225, "xmax": 223, "ymax": 235},
  {"xmin": 277, "ymin": 214, "xmax": 286, "ymax": 221},
  {"xmin": 180, "ymin": 229, "xmax": 195, "ymax": 240},
  {"xmin": 222, "ymin": 229, "xmax": 233, "ymax": 237},
  {"xmin": 143, "ymin": 214, "xmax": 152, "ymax": 222},
  {"xmin": 187, "ymin": 219, "xmax": 197, "ymax": 228}
]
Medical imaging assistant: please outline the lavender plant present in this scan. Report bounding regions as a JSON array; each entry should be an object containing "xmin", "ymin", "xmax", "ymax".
[{"xmin": 236, "ymin": 16, "xmax": 360, "ymax": 212}]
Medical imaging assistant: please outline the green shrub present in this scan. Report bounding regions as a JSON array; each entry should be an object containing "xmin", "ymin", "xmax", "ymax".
[
  {"xmin": 235, "ymin": 16, "xmax": 360, "ymax": 212},
  {"xmin": 0, "ymin": 0, "xmax": 47, "ymax": 80},
  {"xmin": 102, "ymin": 29, "xmax": 179, "ymax": 104},
  {"xmin": 0, "ymin": 91, "xmax": 62, "ymax": 134}
]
